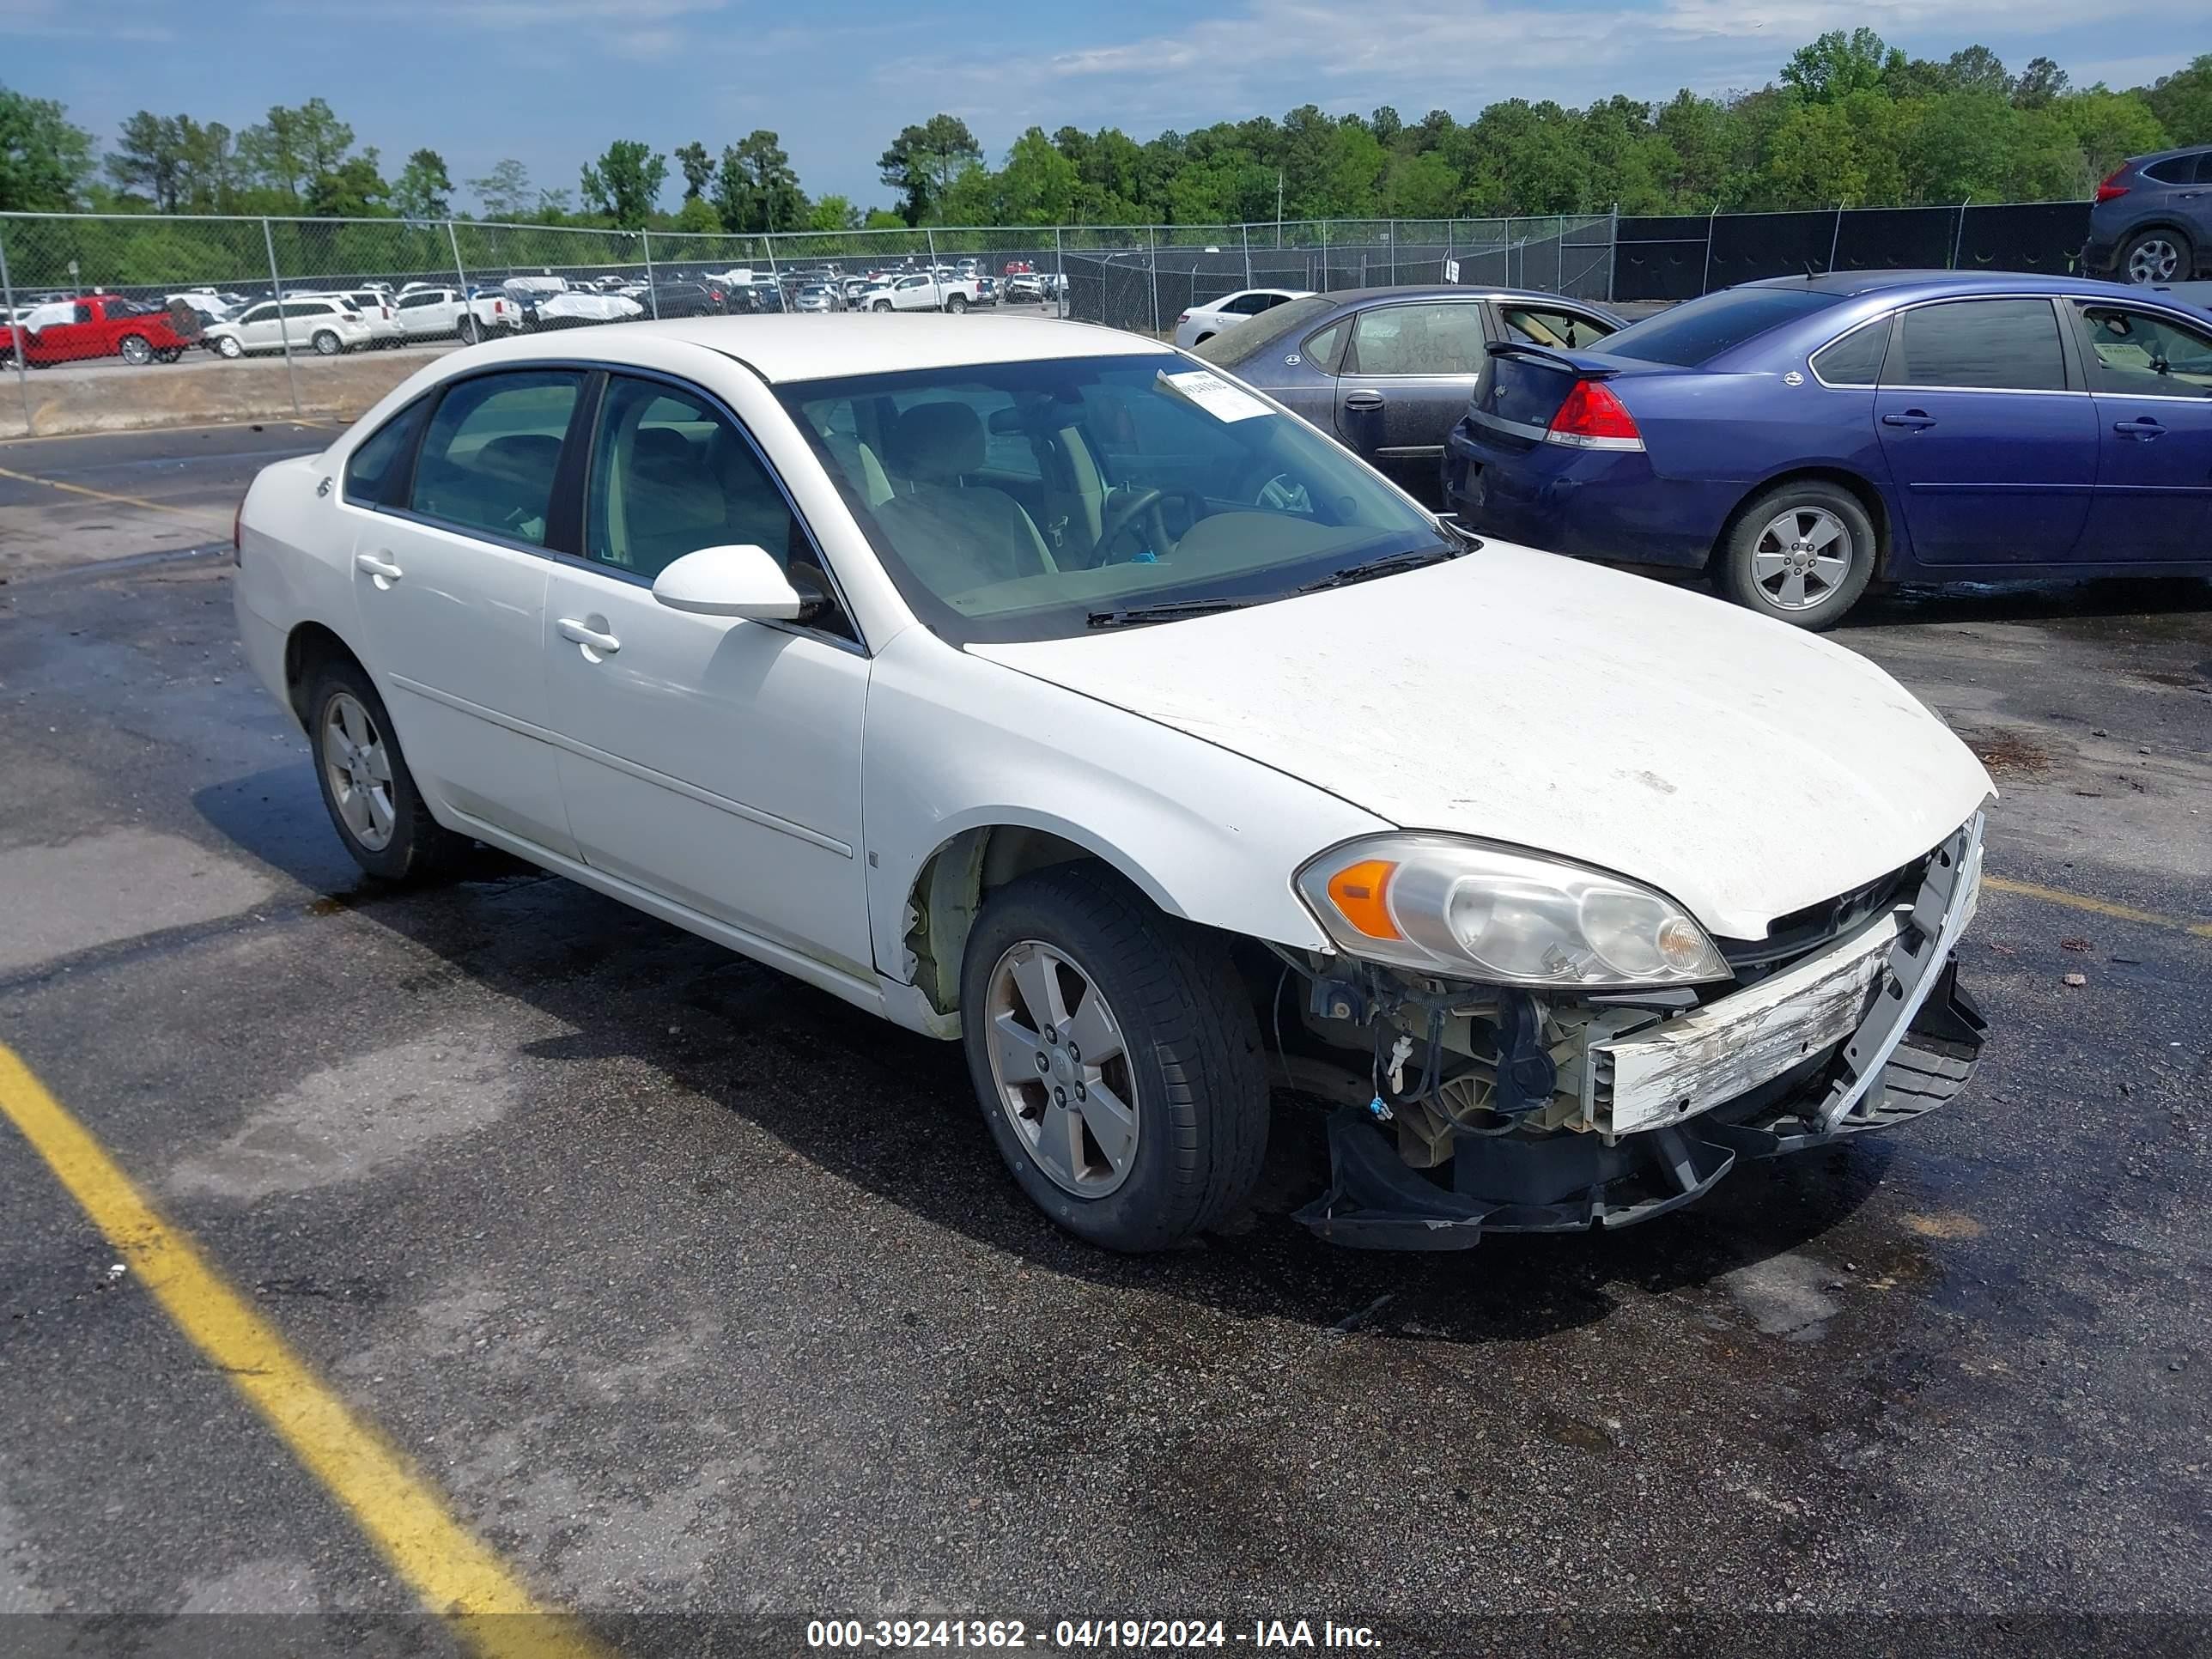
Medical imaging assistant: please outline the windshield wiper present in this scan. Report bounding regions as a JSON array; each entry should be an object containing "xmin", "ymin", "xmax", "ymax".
[
  {"xmin": 1292, "ymin": 544, "xmax": 1467, "ymax": 595},
  {"xmin": 1086, "ymin": 597, "xmax": 1254, "ymax": 629}
]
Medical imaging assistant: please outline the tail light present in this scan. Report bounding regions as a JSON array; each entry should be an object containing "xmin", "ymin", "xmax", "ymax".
[
  {"xmin": 2094, "ymin": 169, "xmax": 2130, "ymax": 204},
  {"xmin": 1546, "ymin": 380, "xmax": 1644, "ymax": 451},
  {"xmin": 1176, "ymin": 312, "xmax": 1191, "ymax": 325}
]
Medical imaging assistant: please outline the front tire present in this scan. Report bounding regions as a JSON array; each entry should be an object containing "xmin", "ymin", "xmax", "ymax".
[
  {"xmin": 1717, "ymin": 480, "xmax": 1877, "ymax": 629},
  {"xmin": 306, "ymin": 659, "xmax": 469, "ymax": 884},
  {"xmin": 216, "ymin": 334, "xmax": 244, "ymax": 359},
  {"xmin": 2121, "ymin": 228, "xmax": 2191, "ymax": 285},
  {"xmin": 872, "ymin": 300, "xmax": 892, "ymax": 313},
  {"xmin": 960, "ymin": 865, "xmax": 1268, "ymax": 1252}
]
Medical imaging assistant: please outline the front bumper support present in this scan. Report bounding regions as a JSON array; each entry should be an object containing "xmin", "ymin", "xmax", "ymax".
[{"xmin": 1293, "ymin": 962, "xmax": 1987, "ymax": 1253}]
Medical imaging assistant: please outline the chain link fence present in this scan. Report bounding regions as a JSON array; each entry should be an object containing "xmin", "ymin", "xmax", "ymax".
[{"xmin": 0, "ymin": 203, "xmax": 2096, "ymax": 435}]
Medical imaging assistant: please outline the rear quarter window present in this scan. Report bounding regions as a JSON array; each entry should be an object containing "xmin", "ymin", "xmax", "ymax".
[
  {"xmin": 1194, "ymin": 295, "xmax": 1337, "ymax": 367},
  {"xmin": 1810, "ymin": 317, "xmax": 1892, "ymax": 386},
  {"xmin": 2141, "ymin": 154, "xmax": 2205, "ymax": 185}
]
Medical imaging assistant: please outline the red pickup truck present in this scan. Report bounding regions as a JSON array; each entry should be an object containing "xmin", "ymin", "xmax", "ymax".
[{"xmin": 0, "ymin": 295, "xmax": 195, "ymax": 368}]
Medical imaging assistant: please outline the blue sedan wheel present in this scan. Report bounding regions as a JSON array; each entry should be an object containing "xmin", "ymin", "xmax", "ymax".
[{"xmin": 1719, "ymin": 482, "xmax": 1877, "ymax": 629}]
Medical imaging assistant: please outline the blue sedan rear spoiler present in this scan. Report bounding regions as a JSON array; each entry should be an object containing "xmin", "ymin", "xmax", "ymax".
[{"xmin": 1484, "ymin": 340, "xmax": 1618, "ymax": 378}]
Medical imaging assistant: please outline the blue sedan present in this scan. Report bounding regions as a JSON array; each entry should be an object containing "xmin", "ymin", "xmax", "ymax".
[{"xmin": 1441, "ymin": 270, "xmax": 2212, "ymax": 628}]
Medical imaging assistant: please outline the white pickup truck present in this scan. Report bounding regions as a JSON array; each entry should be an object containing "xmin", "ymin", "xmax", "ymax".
[
  {"xmin": 864, "ymin": 272, "xmax": 984, "ymax": 314},
  {"xmin": 390, "ymin": 285, "xmax": 524, "ymax": 343}
]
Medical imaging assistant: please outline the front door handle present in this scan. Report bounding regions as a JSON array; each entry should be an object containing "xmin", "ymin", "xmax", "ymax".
[
  {"xmin": 1343, "ymin": 390, "xmax": 1386, "ymax": 411},
  {"xmin": 2112, "ymin": 417, "xmax": 2166, "ymax": 440},
  {"xmin": 354, "ymin": 550, "xmax": 403, "ymax": 586},
  {"xmin": 556, "ymin": 617, "xmax": 622, "ymax": 657},
  {"xmin": 1881, "ymin": 410, "xmax": 1937, "ymax": 429}
]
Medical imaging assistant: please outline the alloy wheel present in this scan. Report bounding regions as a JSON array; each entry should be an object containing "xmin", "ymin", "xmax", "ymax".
[
  {"xmin": 982, "ymin": 940, "xmax": 1140, "ymax": 1199},
  {"xmin": 1751, "ymin": 506, "xmax": 1853, "ymax": 611},
  {"xmin": 2126, "ymin": 237, "xmax": 2182, "ymax": 284},
  {"xmin": 321, "ymin": 691, "xmax": 397, "ymax": 852}
]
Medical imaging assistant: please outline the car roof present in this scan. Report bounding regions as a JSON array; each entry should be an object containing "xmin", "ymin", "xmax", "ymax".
[
  {"xmin": 2128, "ymin": 143, "xmax": 2212, "ymax": 166},
  {"xmin": 508, "ymin": 314, "xmax": 1178, "ymax": 382},
  {"xmin": 1741, "ymin": 269, "xmax": 2154, "ymax": 301}
]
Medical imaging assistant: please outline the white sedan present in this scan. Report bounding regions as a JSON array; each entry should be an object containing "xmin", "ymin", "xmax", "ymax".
[
  {"xmin": 1173, "ymin": 287, "xmax": 1315, "ymax": 349},
  {"xmin": 232, "ymin": 317, "xmax": 1994, "ymax": 1253}
]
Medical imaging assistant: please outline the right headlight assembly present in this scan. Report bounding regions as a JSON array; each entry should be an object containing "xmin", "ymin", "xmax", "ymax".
[{"xmin": 1295, "ymin": 834, "xmax": 1732, "ymax": 988}]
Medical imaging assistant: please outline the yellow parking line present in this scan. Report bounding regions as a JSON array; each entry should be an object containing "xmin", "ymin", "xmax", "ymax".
[
  {"xmin": 0, "ymin": 1043, "xmax": 606, "ymax": 1659},
  {"xmin": 0, "ymin": 464, "xmax": 232, "ymax": 531},
  {"xmin": 1984, "ymin": 875, "xmax": 2212, "ymax": 939}
]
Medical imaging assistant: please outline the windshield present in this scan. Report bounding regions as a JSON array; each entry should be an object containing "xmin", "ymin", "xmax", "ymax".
[
  {"xmin": 1193, "ymin": 295, "xmax": 1337, "ymax": 367},
  {"xmin": 1601, "ymin": 286, "xmax": 1846, "ymax": 367},
  {"xmin": 778, "ymin": 353, "xmax": 1451, "ymax": 645}
]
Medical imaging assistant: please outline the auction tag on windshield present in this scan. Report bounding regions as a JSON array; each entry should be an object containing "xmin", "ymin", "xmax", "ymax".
[{"xmin": 1158, "ymin": 368, "xmax": 1271, "ymax": 422}]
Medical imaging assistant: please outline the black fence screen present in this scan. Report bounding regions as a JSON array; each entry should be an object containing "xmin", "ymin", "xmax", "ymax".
[{"xmin": 1611, "ymin": 201, "xmax": 2093, "ymax": 302}]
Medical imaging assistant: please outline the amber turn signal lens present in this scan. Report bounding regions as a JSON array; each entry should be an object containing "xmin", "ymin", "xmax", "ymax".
[{"xmin": 1326, "ymin": 859, "xmax": 1401, "ymax": 940}]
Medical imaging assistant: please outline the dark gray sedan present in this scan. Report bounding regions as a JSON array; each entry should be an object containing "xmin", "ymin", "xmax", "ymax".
[{"xmin": 1194, "ymin": 285, "xmax": 1621, "ymax": 501}]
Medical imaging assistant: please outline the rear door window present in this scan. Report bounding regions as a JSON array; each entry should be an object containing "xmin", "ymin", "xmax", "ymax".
[
  {"xmin": 1888, "ymin": 299, "xmax": 2068, "ymax": 392},
  {"xmin": 2142, "ymin": 155, "xmax": 2200, "ymax": 185},
  {"xmin": 1345, "ymin": 302, "xmax": 1488, "ymax": 375},
  {"xmin": 409, "ymin": 370, "xmax": 583, "ymax": 545}
]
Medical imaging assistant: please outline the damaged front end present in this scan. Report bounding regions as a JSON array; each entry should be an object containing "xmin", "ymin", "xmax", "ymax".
[{"xmin": 1285, "ymin": 817, "xmax": 1988, "ymax": 1251}]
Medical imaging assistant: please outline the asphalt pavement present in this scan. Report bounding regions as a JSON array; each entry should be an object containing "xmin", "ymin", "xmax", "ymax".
[{"xmin": 1, "ymin": 424, "xmax": 2209, "ymax": 1656}]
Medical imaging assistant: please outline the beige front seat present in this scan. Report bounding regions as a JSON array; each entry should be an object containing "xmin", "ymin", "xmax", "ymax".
[{"xmin": 872, "ymin": 402, "xmax": 1056, "ymax": 593}]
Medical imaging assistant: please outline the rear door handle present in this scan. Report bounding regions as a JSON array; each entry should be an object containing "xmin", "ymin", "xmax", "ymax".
[
  {"xmin": 1343, "ymin": 391, "xmax": 1386, "ymax": 411},
  {"xmin": 556, "ymin": 617, "xmax": 621, "ymax": 657},
  {"xmin": 1881, "ymin": 410, "xmax": 1937, "ymax": 429},
  {"xmin": 354, "ymin": 551, "xmax": 403, "ymax": 583},
  {"xmin": 2112, "ymin": 417, "xmax": 2166, "ymax": 440}
]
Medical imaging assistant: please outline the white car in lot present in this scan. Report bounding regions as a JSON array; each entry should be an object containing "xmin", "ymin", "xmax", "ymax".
[
  {"xmin": 1173, "ymin": 288, "xmax": 1316, "ymax": 349},
  {"xmin": 202, "ymin": 296, "xmax": 374, "ymax": 358},
  {"xmin": 389, "ymin": 286, "xmax": 523, "ymax": 343},
  {"xmin": 866, "ymin": 273, "xmax": 984, "ymax": 313},
  {"xmin": 232, "ymin": 318, "xmax": 1993, "ymax": 1254},
  {"xmin": 333, "ymin": 289, "xmax": 406, "ymax": 347}
]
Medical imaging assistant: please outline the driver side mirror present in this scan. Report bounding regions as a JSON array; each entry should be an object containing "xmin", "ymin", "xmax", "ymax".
[{"xmin": 652, "ymin": 544, "xmax": 804, "ymax": 621}]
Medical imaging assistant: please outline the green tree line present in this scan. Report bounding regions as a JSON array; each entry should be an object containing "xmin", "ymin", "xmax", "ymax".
[{"xmin": 3, "ymin": 33, "xmax": 2208, "ymax": 235}]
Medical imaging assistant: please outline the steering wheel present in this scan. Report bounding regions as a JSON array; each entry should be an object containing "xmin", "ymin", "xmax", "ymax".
[{"xmin": 1090, "ymin": 484, "xmax": 1212, "ymax": 565}]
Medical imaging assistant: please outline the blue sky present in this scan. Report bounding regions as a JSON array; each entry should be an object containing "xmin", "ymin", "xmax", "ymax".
[{"xmin": 10, "ymin": 0, "xmax": 2205, "ymax": 211}]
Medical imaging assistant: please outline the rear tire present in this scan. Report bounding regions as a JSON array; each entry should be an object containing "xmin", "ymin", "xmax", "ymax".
[
  {"xmin": 960, "ymin": 864, "xmax": 1269, "ymax": 1253},
  {"xmin": 305, "ymin": 658, "xmax": 470, "ymax": 884},
  {"xmin": 118, "ymin": 334, "xmax": 153, "ymax": 366},
  {"xmin": 946, "ymin": 294, "xmax": 969, "ymax": 314},
  {"xmin": 1717, "ymin": 480, "xmax": 1878, "ymax": 630},
  {"xmin": 2120, "ymin": 228, "xmax": 2192, "ymax": 285},
  {"xmin": 311, "ymin": 329, "xmax": 341, "ymax": 356}
]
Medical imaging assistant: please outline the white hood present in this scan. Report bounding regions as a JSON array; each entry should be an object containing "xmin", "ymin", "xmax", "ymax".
[{"xmin": 972, "ymin": 543, "xmax": 1994, "ymax": 940}]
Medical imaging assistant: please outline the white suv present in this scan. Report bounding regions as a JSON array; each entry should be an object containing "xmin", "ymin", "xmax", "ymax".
[{"xmin": 203, "ymin": 297, "xmax": 374, "ymax": 358}]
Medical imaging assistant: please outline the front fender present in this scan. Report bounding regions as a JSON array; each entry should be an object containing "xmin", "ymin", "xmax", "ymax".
[{"xmin": 861, "ymin": 630, "xmax": 1391, "ymax": 991}]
